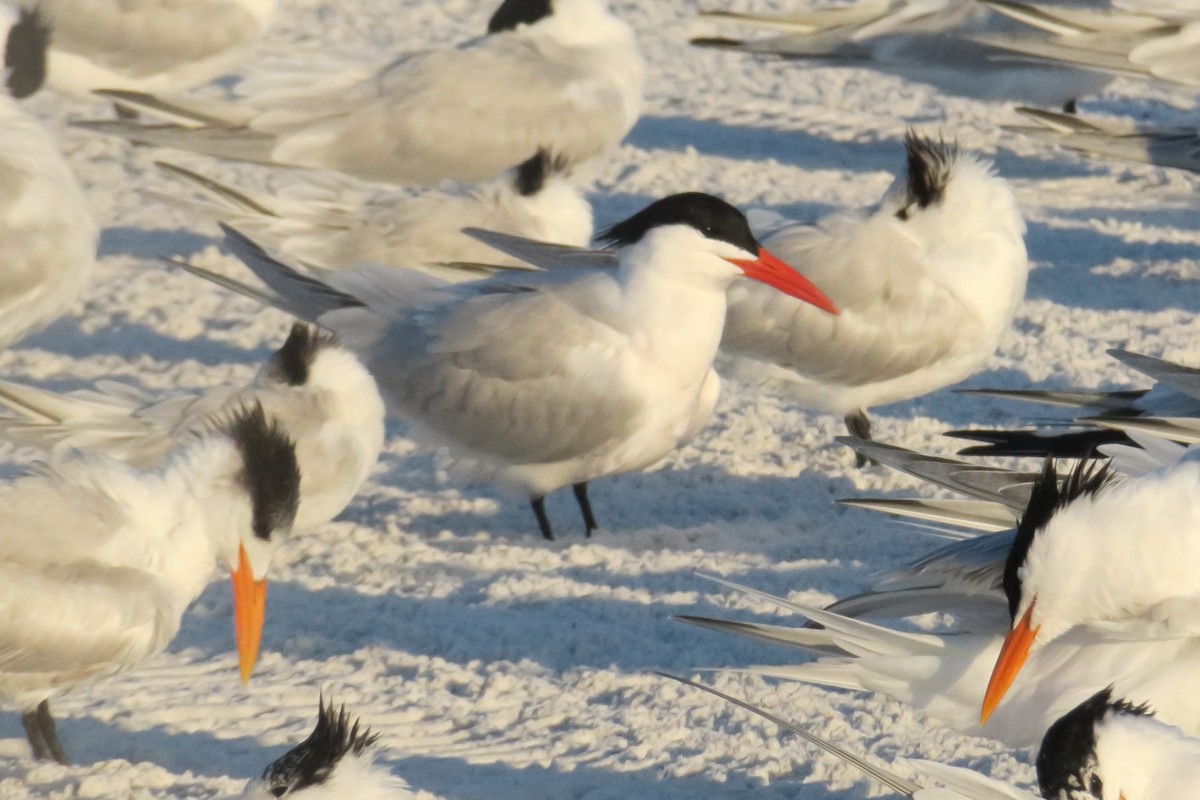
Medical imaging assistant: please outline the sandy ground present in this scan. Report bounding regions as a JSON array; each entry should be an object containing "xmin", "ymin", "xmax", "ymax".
[{"xmin": 1, "ymin": 0, "xmax": 1199, "ymax": 797}]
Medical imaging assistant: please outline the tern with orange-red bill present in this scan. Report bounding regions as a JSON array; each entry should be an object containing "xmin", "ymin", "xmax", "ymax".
[
  {"xmin": 0, "ymin": 403, "xmax": 300, "ymax": 763},
  {"xmin": 188, "ymin": 192, "xmax": 839, "ymax": 540}
]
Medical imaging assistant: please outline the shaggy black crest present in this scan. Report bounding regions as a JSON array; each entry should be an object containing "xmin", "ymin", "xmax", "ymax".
[
  {"xmin": 514, "ymin": 148, "xmax": 568, "ymax": 196},
  {"xmin": 1036, "ymin": 687, "xmax": 1151, "ymax": 800},
  {"xmin": 5, "ymin": 7, "xmax": 49, "ymax": 99},
  {"xmin": 1003, "ymin": 457, "xmax": 1117, "ymax": 621},
  {"xmin": 226, "ymin": 402, "xmax": 301, "ymax": 541},
  {"xmin": 488, "ymin": 0, "xmax": 553, "ymax": 33},
  {"xmin": 597, "ymin": 192, "xmax": 759, "ymax": 254},
  {"xmin": 262, "ymin": 698, "xmax": 380, "ymax": 796},
  {"xmin": 896, "ymin": 131, "xmax": 956, "ymax": 220},
  {"xmin": 267, "ymin": 323, "xmax": 337, "ymax": 387}
]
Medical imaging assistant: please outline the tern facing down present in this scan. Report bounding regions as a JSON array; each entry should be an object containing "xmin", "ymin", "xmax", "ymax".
[
  {"xmin": 0, "ymin": 404, "xmax": 300, "ymax": 763},
  {"xmin": 78, "ymin": 0, "xmax": 644, "ymax": 185},
  {"xmin": 197, "ymin": 192, "xmax": 837, "ymax": 540},
  {"xmin": 719, "ymin": 133, "xmax": 1028, "ymax": 457}
]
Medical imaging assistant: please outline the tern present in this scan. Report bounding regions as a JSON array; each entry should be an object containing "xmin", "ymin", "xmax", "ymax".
[
  {"xmin": 0, "ymin": 403, "xmax": 301, "ymax": 763},
  {"xmin": 718, "ymin": 133, "xmax": 1028, "ymax": 460},
  {"xmin": 188, "ymin": 192, "xmax": 838, "ymax": 540},
  {"xmin": 158, "ymin": 148, "xmax": 593, "ymax": 278},
  {"xmin": 34, "ymin": 0, "xmax": 276, "ymax": 97},
  {"xmin": 241, "ymin": 699, "xmax": 415, "ymax": 800},
  {"xmin": 76, "ymin": 0, "xmax": 644, "ymax": 185},
  {"xmin": 0, "ymin": 323, "xmax": 385, "ymax": 534},
  {"xmin": 0, "ymin": 4, "xmax": 97, "ymax": 349}
]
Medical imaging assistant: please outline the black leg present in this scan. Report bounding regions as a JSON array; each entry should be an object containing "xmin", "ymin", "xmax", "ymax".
[
  {"xmin": 36, "ymin": 701, "xmax": 68, "ymax": 764},
  {"xmin": 530, "ymin": 496, "xmax": 554, "ymax": 541},
  {"xmin": 844, "ymin": 409, "xmax": 875, "ymax": 468},
  {"xmin": 1062, "ymin": 98, "xmax": 1077, "ymax": 114},
  {"xmin": 21, "ymin": 708, "xmax": 48, "ymax": 761},
  {"xmin": 572, "ymin": 482, "xmax": 598, "ymax": 537}
]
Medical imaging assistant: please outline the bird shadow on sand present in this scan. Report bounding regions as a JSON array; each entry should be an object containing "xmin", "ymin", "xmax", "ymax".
[{"xmin": 98, "ymin": 226, "xmax": 213, "ymax": 261}]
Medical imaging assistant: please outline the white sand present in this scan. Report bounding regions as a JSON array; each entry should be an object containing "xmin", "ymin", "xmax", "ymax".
[{"xmin": 1, "ymin": 0, "xmax": 1198, "ymax": 797}]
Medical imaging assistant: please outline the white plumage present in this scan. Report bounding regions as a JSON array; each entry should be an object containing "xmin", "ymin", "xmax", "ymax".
[
  {"xmin": 29, "ymin": 0, "xmax": 276, "ymax": 96},
  {"xmin": 79, "ymin": 0, "xmax": 644, "ymax": 185},
  {"xmin": 0, "ymin": 5, "xmax": 97, "ymax": 349}
]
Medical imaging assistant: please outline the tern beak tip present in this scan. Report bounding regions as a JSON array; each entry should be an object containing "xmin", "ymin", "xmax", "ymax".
[{"xmin": 980, "ymin": 605, "xmax": 1038, "ymax": 725}]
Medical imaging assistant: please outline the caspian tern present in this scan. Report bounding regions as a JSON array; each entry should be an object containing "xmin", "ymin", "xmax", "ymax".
[
  {"xmin": 0, "ymin": 4, "xmax": 97, "ymax": 349},
  {"xmin": 664, "ymin": 672, "xmax": 1040, "ymax": 799},
  {"xmin": 718, "ymin": 133, "xmax": 1028, "ymax": 462},
  {"xmin": 76, "ymin": 0, "xmax": 644, "ymax": 185},
  {"xmin": 0, "ymin": 403, "xmax": 300, "ymax": 763},
  {"xmin": 187, "ymin": 192, "xmax": 838, "ymax": 540},
  {"xmin": 157, "ymin": 149, "xmax": 593, "ymax": 278},
  {"xmin": 241, "ymin": 699, "xmax": 415, "ymax": 800},
  {"xmin": 32, "ymin": 0, "xmax": 276, "ymax": 96},
  {"xmin": 690, "ymin": 2, "xmax": 1113, "ymax": 109},
  {"xmin": 0, "ymin": 323, "xmax": 385, "ymax": 535}
]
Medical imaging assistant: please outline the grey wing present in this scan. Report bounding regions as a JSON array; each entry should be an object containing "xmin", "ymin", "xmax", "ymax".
[
  {"xmin": 0, "ymin": 560, "xmax": 174, "ymax": 675},
  {"xmin": 369, "ymin": 282, "xmax": 643, "ymax": 464},
  {"xmin": 463, "ymin": 229, "xmax": 619, "ymax": 272},
  {"xmin": 42, "ymin": 0, "xmax": 267, "ymax": 78},
  {"xmin": 1109, "ymin": 348, "xmax": 1200, "ymax": 401}
]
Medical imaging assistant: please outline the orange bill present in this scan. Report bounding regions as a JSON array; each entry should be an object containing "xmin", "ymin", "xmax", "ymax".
[
  {"xmin": 230, "ymin": 543, "xmax": 268, "ymax": 684},
  {"xmin": 981, "ymin": 604, "xmax": 1038, "ymax": 725},
  {"xmin": 728, "ymin": 247, "xmax": 839, "ymax": 315}
]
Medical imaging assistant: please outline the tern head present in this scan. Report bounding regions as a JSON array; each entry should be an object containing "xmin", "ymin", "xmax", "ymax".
[
  {"xmin": 892, "ymin": 131, "xmax": 957, "ymax": 221},
  {"xmin": 497, "ymin": 148, "xmax": 593, "ymax": 247},
  {"xmin": 0, "ymin": 4, "xmax": 48, "ymax": 99},
  {"xmin": 215, "ymin": 402, "xmax": 301, "ymax": 683},
  {"xmin": 981, "ymin": 458, "xmax": 1118, "ymax": 725},
  {"xmin": 597, "ymin": 192, "xmax": 838, "ymax": 313},
  {"xmin": 241, "ymin": 699, "xmax": 403, "ymax": 800},
  {"xmin": 487, "ymin": 0, "xmax": 631, "ymax": 46},
  {"xmin": 1037, "ymin": 687, "xmax": 1152, "ymax": 800}
]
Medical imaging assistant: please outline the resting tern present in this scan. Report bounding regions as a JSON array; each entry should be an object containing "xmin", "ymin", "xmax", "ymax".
[
  {"xmin": 0, "ymin": 323, "xmax": 385, "ymax": 534},
  {"xmin": 77, "ymin": 0, "xmax": 644, "ymax": 185},
  {"xmin": 690, "ymin": 2, "xmax": 1113, "ymax": 109},
  {"xmin": 718, "ymin": 133, "xmax": 1028, "ymax": 461},
  {"xmin": 30, "ymin": 0, "xmax": 276, "ymax": 96},
  {"xmin": 158, "ymin": 149, "xmax": 593, "ymax": 277},
  {"xmin": 980, "ymin": 450, "xmax": 1200, "ymax": 725},
  {"xmin": 664, "ymin": 672, "xmax": 1041, "ymax": 800},
  {"xmin": 0, "ymin": 4, "xmax": 97, "ymax": 349},
  {"xmin": 189, "ymin": 193, "xmax": 838, "ymax": 540},
  {"xmin": 241, "ymin": 699, "xmax": 415, "ymax": 800},
  {"xmin": 0, "ymin": 403, "xmax": 300, "ymax": 763}
]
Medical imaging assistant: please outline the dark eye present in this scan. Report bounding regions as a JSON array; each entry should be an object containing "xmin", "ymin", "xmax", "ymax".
[
  {"xmin": 1087, "ymin": 775, "xmax": 1103, "ymax": 797},
  {"xmin": 271, "ymin": 787, "xmax": 288, "ymax": 798}
]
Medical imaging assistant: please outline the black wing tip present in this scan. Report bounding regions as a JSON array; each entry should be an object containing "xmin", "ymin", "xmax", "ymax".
[
  {"xmin": 947, "ymin": 428, "xmax": 1130, "ymax": 458},
  {"xmin": 223, "ymin": 401, "xmax": 301, "ymax": 542},
  {"xmin": 690, "ymin": 36, "xmax": 747, "ymax": 48}
]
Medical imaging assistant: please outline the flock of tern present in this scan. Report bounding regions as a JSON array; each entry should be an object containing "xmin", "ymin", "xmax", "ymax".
[{"xmin": 0, "ymin": 0, "xmax": 1196, "ymax": 797}]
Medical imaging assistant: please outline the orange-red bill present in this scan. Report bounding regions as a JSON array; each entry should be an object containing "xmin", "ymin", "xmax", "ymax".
[
  {"xmin": 981, "ymin": 604, "xmax": 1038, "ymax": 725},
  {"xmin": 728, "ymin": 247, "xmax": 839, "ymax": 315},
  {"xmin": 230, "ymin": 543, "xmax": 267, "ymax": 684}
]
